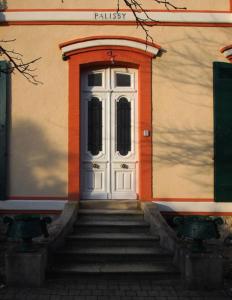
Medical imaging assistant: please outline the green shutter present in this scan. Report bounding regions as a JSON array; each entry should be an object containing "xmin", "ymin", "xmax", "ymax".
[
  {"xmin": 0, "ymin": 61, "xmax": 8, "ymax": 200},
  {"xmin": 214, "ymin": 62, "xmax": 232, "ymax": 202}
]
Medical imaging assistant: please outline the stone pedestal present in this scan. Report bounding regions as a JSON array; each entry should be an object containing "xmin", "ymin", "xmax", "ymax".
[
  {"xmin": 5, "ymin": 247, "xmax": 47, "ymax": 287},
  {"xmin": 173, "ymin": 245, "xmax": 188, "ymax": 273},
  {"xmin": 184, "ymin": 251, "xmax": 223, "ymax": 290}
]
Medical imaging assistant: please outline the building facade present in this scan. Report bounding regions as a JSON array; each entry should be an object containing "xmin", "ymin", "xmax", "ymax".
[{"xmin": 1, "ymin": 0, "xmax": 232, "ymax": 215}]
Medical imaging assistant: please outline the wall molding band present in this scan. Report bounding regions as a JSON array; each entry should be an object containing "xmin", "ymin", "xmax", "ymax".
[
  {"xmin": 1, "ymin": 200, "xmax": 232, "ymax": 215},
  {"xmin": 9, "ymin": 196, "xmax": 68, "ymax": 200},
  {"xmin": 155, "ymin": 201, "xmax": 232, "ymax": 213},
  {"xmin": 152, "ymin": 198, "xmax": 214, "ymax": 202},
  {"xmin": 0, "ymin": 210, "xmax": 61, "ymax": 215},
  {"xmin": 0, "ymin": 200, "xmax": 67, "ymax": 211},
  {"xmin": 2, "ymin": 9, "xmax": 231, "ymax": 12},
  {"xmin": 1, "ymin": 10, "xmax": 232, "ymax": 25},
  {"xmin": 162, "ymin": 211, "xmax": 232, "ymax": 216},
  {"xmin": 7, "ymin": 196, "xmax": 215, "ymax": 202}
]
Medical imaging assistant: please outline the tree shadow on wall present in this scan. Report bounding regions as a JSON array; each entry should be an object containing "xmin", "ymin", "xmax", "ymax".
[
  {"xmin": 155, "ymin": 28, "xmax": 231, "ymax": 108},
  {"xmin": 9, "ymin": 120, "xmax": 67, "ymax": 197},
  {"xmin": 152, "ymin": 125, "xmax": 213, "ymax": 193},
  {"xmin": 149, "ymin": 28, "xmax": 226, "ymax": 193}
]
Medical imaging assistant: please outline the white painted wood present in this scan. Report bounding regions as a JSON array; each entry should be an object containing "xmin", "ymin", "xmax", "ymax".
[
  {"xmin": 154, "ymin": 201, "xmax": 232, "ymax": 213},
  {"xmin": 81, "ymin": 67, "xmax": 138, "ymax": 199},
  {"xmin": 1, "ymin": 199, "xmax": 232, "ymax": 213},
  {"xmin": 222, "ymin": 48, "xmax": 232, "ymax": 58},
  {"xmin": 81, "ymin": 69, "xmax": 109, "ymax": 199}
]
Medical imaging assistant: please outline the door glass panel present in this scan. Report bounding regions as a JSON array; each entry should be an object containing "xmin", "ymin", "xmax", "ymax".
[
  {"xmin": 88, "ymin": 97, "xmax": 102, "ymax": 155},
  {"xmin": 116, "ymin": 73, "xmax": 131, "ymax": 87},
  {"xmin": 88, "ymin": 73, "xmax": 102, "ymax": 86},
  {"xmin": 117, "ymin": 97, "xmax": 131, "ymax": 156}
]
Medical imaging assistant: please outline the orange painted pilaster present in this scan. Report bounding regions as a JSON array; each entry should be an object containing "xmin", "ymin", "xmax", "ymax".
[
  {"xmin": 68, "ymin": 57, "xmax": 80, "ymax": 200},
  {"xmin": 138, "ymin": 60, "xmax": 152, "ymax": 200}
]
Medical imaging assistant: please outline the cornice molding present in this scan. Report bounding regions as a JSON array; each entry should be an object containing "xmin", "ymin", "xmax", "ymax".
[{"xmin": 60, "ymin": 36, "xmax": 161, "ymax": 57}]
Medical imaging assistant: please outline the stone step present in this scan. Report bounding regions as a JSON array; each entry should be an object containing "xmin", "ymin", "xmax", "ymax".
[
  {"xmin": 54, "ymin": 254, "xmax": 173, "ymax": 264},
  {"xmin": 78, "ymin": 209, "xmax": 144, "ymax": 221},
  {"xmin": 54, "ymin": 246, "xmax": 172, "ymax": 263},
  {"xmin": 57, "ymin": 246, "xmax": 169, "ymax": 255},
  {"xmin": 49, "ymin": 261, "xmax": 179, "ymax": 276},
  {"xmin": 75, "ymin": 220, "xmax": 148, "ymax": 225},
  {"xmin": 79, "ymin": 200, "xmax": 139, "ymax": 210},
  {"xmin": 73, "ymin": 221, "xmax": 150, "ymax": 234},
  {"xmin": 66, "ymin": 233, "xmax": 160, "ymax": 247}
]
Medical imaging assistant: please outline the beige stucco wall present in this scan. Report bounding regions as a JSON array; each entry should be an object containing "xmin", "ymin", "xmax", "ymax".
[
  {"xmin": 1, "ymin": 18, "xmax": 231, "ymax": 198},
  {"xmin": 1, "ymin": 26, "xmax": 69, "ymax": 197},
  {"xmin": 151, "ymin": 27, "xmax": 229, "ymax": 199},
  {"xmin": 4, "ymin": 0, "xmax": 230, "ymax": 11}
]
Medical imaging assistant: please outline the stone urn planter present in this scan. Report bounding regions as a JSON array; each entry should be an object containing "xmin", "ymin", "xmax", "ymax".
[
  {"xmin": 174, "ymin": 215, "xmax": 223, "ymax": 252},
  {"xmin": 4, "ymin": 215, "xmax": 52, "ymax": 252},
  {"xmin": 4, "ymin": 215, "xmax": 52, "ymax": 287},
  {"xmin": 174, "ymin": 216, "xmax": 223, "ymax": 290}
]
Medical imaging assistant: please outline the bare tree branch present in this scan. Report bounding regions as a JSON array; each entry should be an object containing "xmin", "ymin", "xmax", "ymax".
[
  {"xmin": 0, "ymin": 39, "xmax": 42, "ymax": 85},
  {"xmin": 60, "ymin": 0, "xmax": 186, "ymax": 44},
  {"xmin": 153, "ymin": 0, "xmax": 186, "ymax": 10},
  {"xmin": 119, "ymin": 0, "xmax": 156, "ymax": 43},
  {"xmin": 0, "ymin": 0, "xmax": 7, "ymax": 10},
  {"xmin": 120, "ymin": 0, "xmax": 186, "ymax": 43}
]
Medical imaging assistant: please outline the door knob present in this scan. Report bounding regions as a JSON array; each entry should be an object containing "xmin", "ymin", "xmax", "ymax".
[
  {"xmin": 92, "ymin": 163, "xmax": 100, "ymax": 169},
  {"xmin": 121, "ymin": 163, "xmax": 128, "ymax": 169}
]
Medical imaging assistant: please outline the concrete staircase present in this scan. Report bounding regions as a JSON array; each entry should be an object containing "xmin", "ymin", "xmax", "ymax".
[{"xmin": 49, "ymin": 200, "xmax": 179, "ymax": 278}]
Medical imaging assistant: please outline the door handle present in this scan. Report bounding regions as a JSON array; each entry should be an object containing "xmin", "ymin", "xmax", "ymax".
[
  {"xmin": 92, "ymin": 163, "xmax": 100, "ymax": 169},
  {"xmin": 121, "ymin": 163, "xmax": 129, "ymax": 169}
]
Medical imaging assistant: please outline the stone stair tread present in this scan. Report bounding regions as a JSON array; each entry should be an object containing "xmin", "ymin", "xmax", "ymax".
[
  {"xmin": 67, "ymin": 233, "xmax": 159, "ymax": 240},
  {"xmin": 80, "ymin": 200, "xmax": 138, "ymax": 204},
  {"xmin": 56, "ymin": 247, "xmax": 170, "ymax": 255},
  {"xmin": 79, "ymin": 200, "xmax": 139, "ymax": 210},
  {"xmin": 75, "ymin": 220, "xmax": 149, "ymax": 226},
  {"xmin": 79, "ymin": 209, "xmax": 143, "ymax": 214},
  {"xmin": 51, "ymin": 262, "xmax": 178, "ymax": 274}
]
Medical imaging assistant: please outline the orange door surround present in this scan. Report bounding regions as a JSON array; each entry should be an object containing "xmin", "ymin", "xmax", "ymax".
[{"xmin": 66, "ymin": 45, "xmax": 154, "ymax": 201}]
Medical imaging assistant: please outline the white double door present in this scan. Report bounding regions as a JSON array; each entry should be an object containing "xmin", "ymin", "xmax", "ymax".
[{"xmin": 81, "ymin": 67, "xmax": 138, "ymax": 199}]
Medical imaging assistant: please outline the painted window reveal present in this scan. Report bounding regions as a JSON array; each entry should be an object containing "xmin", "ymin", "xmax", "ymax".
[
  {"xmin": 116, "ymin": 73, "xmax": 131, "ymax": 87},
  {"xmin": 0, "ymin": 61, "xmax": 8, "ymax": 200},
  {"xmin": 88, "ymin": 73, "xmax": 102, "ymax": 87},
  {"xmin": 88, "ymin": 97, "xmax": 102, "ymax": 155},
  {"xmin": 117, "ymin": 97, "xmax": 131, "ymax": 156},
  {"xmin": 214, "ymin": 62, "xmax": 232, "ymax": 202}
]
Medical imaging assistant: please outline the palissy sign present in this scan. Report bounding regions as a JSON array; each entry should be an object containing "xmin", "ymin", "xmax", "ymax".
[{"xmin": 1, "ymin": 10, "xmax": 232, "ymax": 23}]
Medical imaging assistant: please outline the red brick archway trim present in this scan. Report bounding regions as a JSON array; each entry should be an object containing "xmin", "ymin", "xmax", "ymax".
[{"xmin": 64, "ymin": 40, "xmax": 156, "ymax": 201}]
